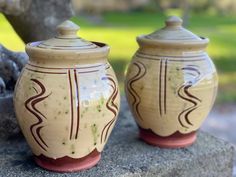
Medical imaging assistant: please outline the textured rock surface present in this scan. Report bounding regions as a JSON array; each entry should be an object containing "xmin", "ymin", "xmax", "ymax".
[
  {"xmin": 0, "ymin": 98, "xmax": 234, "ymax": 177},
  {"xmin": 0, "ymin": 45, "xmax": 28, "ymax": 92},
  {"xmin": 0, "ymin": 0, "xmax": 31, "ymax": 15},
  {"xmin": 0, "ymin": 45, "xmax": 27, "ymax": 139},
  {"xmin": 0, "ymin": 93, "xmax": 20, "ymax": 139}
]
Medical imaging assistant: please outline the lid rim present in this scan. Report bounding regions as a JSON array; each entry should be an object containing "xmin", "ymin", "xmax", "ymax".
[
  {"xmin": 26, "ymin": 41, "xmax": 109, "ymax": 50},
  {"xmin": 137, "ymin": 35, "xmax": 209, "ymax": 48},
  {"xmin": 26, "ymin": 41, "xmax": 110, "ymax": 60}
]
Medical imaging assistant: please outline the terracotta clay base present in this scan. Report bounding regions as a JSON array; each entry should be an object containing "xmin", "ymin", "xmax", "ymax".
[
  {"xmin": 139, "ymin": 128, "xmax": 197, "ymax": 148},
  {"xmin": 34, "ymin": 150, "xmax": 101, "ymax": 173}
]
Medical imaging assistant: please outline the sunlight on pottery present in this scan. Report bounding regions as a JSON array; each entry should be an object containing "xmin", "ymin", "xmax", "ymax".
[
  {"xmin": 13, "ymin": 20, "xmax": 120, "ymax": 172},
  {"xmin": 125, "ymin": 16, "xmax": 218, "ymax": 148}
]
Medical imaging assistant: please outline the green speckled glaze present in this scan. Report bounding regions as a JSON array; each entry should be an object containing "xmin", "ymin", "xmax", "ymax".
[{"xmin": 13, "ymin": 20, "xmax": 120, "ymax": 160}]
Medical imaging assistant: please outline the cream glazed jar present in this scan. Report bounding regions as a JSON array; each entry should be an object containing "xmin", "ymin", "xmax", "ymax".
[
  {"xmin": 125, "ymin": 16, "xmax": 218, "ymax": 148},
  {"xmin": 14, "ymin": 21, "xmax": 120, "ymax": 172}
]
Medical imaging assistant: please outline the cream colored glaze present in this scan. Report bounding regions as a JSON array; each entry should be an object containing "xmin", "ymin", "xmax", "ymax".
[
  {"xmin": 14, "ymin": 21, "xmax": 120, "ymax": 159},
  {"xmin": 14, "ymin": 62, "xmax": 120, "ymax": 158},
  {"xmin": 125, "ymin": 16, "xmax": 218, "ymax": 137}
]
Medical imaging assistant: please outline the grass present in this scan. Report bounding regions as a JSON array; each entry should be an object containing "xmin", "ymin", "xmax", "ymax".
[
  {"xmin": 1, "ymin": 11, "xmax": 236, "ymax": 103},
  {"xmin": 0, "ymin": 14, "xmax": 24, "ymax": 51}
]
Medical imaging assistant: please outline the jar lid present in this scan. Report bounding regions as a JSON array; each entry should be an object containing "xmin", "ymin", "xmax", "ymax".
[
  {"xmin": 26, "ymin": 20, "xmax": 109, "ymax": 61},
  {"xmin": 137, "ymin": 16, "xmax": 208, "ymax": 48},
  {"xmin": 36, "ymin": 20, "xmax": 99, "ymax": 50}
]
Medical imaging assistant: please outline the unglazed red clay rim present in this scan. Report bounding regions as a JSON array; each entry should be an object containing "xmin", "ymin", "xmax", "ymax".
[
  {"xmin": 139, "ymin": 128, "xmax": 197, "ymax": 148},
  {"xmin": 34, "ymin": 151, "xmax": 101, "ymax": 173}
]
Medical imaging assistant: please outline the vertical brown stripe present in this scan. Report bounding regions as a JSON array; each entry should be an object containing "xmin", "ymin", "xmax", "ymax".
[
  {"xmin": 68, "ymin": 70, "xmax": 74, "ymax": 140},
  {"xmin": 159, "ymin": 60, "xmax": 163, "ymax": 116},
  {"xmin": 164, "ymin": 60, "xmax": 168, "ymax": 114},
  {"xmin": 74, "ymin": 69, "xmax": 80, "ymax": 139}
]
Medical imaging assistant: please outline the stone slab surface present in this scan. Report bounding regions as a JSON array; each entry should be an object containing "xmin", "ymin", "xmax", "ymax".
[
  {"xmin": 201, "ymin": 104, "xmax": 236, "ymax": 177},
  {"xmin": 0, "ymin": 99, "xmax": 234, "ymax": 177}
]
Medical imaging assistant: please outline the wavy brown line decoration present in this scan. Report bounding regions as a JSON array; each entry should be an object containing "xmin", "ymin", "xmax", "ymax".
[
  {"xmin": 127, "ymin": 61, "xmax": 146, "ymax": 121},
  {"xmin": 31, "ymin": 89, "xmax": 47, "ymax": 119},
  {"xmin": 104, "ymin": 76, "xmax": 119, "ymax": 141},
  {"xmin": 100, "ymin": 76, "xmax": 118, "ymax": 143},
  {"xmin": 181, "ymin": 66, "xmax": 202, "ymax": 102},
  {"xmin": 181, "ymin": 67, "xmax": 201, "ymax": 80},
  {"xmin": 100, "ymin": 75, "xmax": 118, "ymax": 143},
  {"xmin": 25, "ymin": 79, "xmax": 51, "ymax": 151},
  {"xmin": 36, "ymin": 126, "xmax": 48, "ymax": 150},
  {"xmin": 178, "ymin": 85, "xmax": 197, "ymax": 128},
  {"xmin": 107, "ymin": 75, "xmax": 119, "ymax": 111},
  {"xmin": 177, "ymin": 66, "xmax": 202, "ymax": 128}
]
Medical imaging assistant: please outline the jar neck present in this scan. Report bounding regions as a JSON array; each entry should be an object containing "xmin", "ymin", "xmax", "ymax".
[
  {"xmin": 136, "ymin": 35, "xmax": 209, "ymax": 57},
  {"xmin": 137, "ymin": 45, "xmax": 207, "ymax": 57}
]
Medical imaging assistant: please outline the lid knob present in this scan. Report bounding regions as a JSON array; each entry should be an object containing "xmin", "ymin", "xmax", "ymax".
[
  {"xmin": 56, "ymin": 20, "xmax": 80, "ymax": 38},
  {"xmin": 165, "ymin": 16, "xmax": 183, "ymax": 28}
]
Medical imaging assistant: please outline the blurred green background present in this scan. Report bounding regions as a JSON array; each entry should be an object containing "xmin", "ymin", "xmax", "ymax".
[{"xmin": 1, "ymin": 0, "xmax": 236, "ymax": 104}]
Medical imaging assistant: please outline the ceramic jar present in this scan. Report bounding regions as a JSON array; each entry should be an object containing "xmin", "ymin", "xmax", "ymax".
[
  {"xmin": 125, "ymin": 16, "xmax": 218, "ymax": 148},
  {"xmin": 14, "ymin": 21, "xmax": 120, "ymax": 172}
]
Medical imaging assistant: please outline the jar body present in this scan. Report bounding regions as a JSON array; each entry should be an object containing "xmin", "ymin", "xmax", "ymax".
[
  {"xmin": 14, "ymin": 55, "xmax": 120, "ymax": 171},
  {"xmin": 125, "ymin": 48, "xmax": 218, "ymax": 148}
]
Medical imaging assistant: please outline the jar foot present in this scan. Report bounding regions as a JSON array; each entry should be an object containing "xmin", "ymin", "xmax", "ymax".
[
  {"xmin": 139, "ymin": 128, "xmax": 197, "ymax": 148},
  {"xmin": 34, "ymin": 150, "xmax": 101, "ymax": 173}
]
